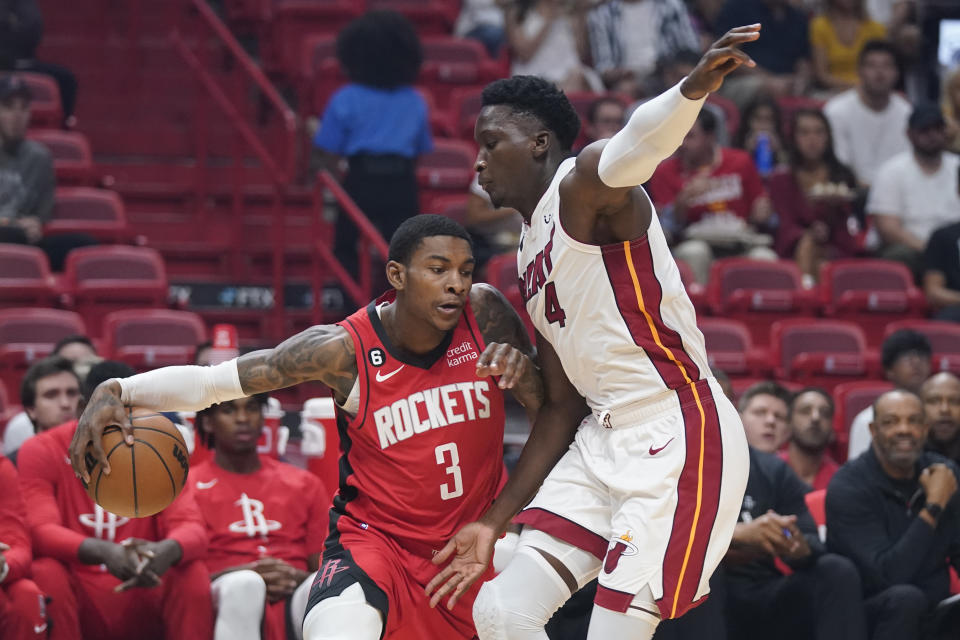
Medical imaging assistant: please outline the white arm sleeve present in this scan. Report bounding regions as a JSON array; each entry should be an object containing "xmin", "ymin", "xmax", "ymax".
[
  {"xmin": 115, "ymin": 359, "xmax": 246, "ymax": 412},
  {"xmin": 597, "ymin": 81, "xmax": 706, "ymax": 188}
]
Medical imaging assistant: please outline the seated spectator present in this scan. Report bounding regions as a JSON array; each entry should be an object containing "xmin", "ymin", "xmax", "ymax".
[
  {"xmin": 923, "ymin": 218, "xmax": 960, "ymax": 322},
  {"xmin": 506, "ymin": 0, "xmax": 598, "ymax": 93},
  {"xmin": 810, "ymin": 0, "xmax": 887, "ymax": 93},
  {"xmin": 648, "ymin": 109, "xmax": 776, "ymax": 284},
  {"xmin": 867, "ymin": 103, "xmax": 960, "ymax": 277},
  {"xmin": 586, "ymin": 0, "xmax": 700, "ymax": 96},
  {"xmin": 312, "ymin": 11, "xmax": 432, "ymax": 274},
  {"xmin": 3, "ymin": 356, "xmax": 80, "ymax": 460},
  {"xmin": 923, "ymin": 372, "xmax": 960, "ymax": 465},
  {"xmin": 780, "ymin": 388, "xmax": 839, "ymax": 491},
  {"xmin": 943, "ymin": 66, "xmax": 960, "ymax": 155},
  {"xmin": 823, "ymin": 40, "xmax": 910, "ymax": 187},
  {"xmin": 0, "ymin": 452, "xmax": 51, "ymax": 638},
  {"xmin": 848, "ymin": 329, "xmax": 931, "ymax": 459},
  {"xmin": 770, "ymin": 109, "xmax": 861, "ymax": 285},
  {"xmin": 725, "ymin": 446, "xmax": 866, "ymax": 639},
  {"xmin": 826, "ymin": 389, "xmax": 960, "ymax": 640},
  {"xmin": 192, "ymin": 394, "xmax": 327, "ymax": 640},
  {"xmin": 712, "ymin": 0, "xmax": 812, "ymax": 108},
  {"xmin": 19, "ymin": 360, "xmax": 213, "ymax": 640},
  {"xmin": 51, "ymin": 334, "xmax": 100, "ymax": 380},
  {"xmin": 582, "ymin": 95, "xmax": 625, "ymax": 145},
  {"xmin": 738, "ymin": 381, "xmax": 792, "ymax": 454},
  {"xmin": 732, "ymin": 94, "xmax": 787, "ymax": 171},
  {"xmin": 454, "ymin": 0, "xmax": 508, "ymax": 58}
]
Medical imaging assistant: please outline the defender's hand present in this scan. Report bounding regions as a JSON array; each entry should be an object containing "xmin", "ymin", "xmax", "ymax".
[
  {"xmin": 476, "ymin": 343, "xmax": 531, "ymax": 391},
  {"xmin": 70, "ymin": 380, "xmax": 131, "ymax": 483},
  {"xmin": 426, "ymin": 521, "xmax": 498, "ymax": 610},
  {"xmin": 681, "ymin": 24, "xmax": 760, "ymax": 100}
]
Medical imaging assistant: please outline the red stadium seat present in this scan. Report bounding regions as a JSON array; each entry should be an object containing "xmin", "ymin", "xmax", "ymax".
[
  {"xmin": 367, "ymin": 0, "xmax": 457, "ymax": 35},
  {"xmin": 729, "ymin": 377, "xmax": 802, "ymax": 402},
  {"xmin": 705, "ymin": 93, "xmax": 740, "ymax": 140},
  {"xmin": 831, "ymin": 380, "xmax": 894, "ymax": 462},
  {"xmin": 0, "ymin": 244, "xmax": 58, "ymax": 307},
  {"xmin": 426, "ymin": 195, "xmax": 469, "ymax": 225},
  {"xmin": 449, "ymin": 86, "xmax": 484, "ymax": 140},
  {"xmin": 48, "ymin": 188, "xmax": 129, "ymax": 243},
  {"xmin": 0, "ymin": 308, "xmax": 86, "ymax": 396},
  {"xmin": 417, "ymin": 138, "xmax": 476, "ymax": 213},
  {"xmin": 9, "ymin": 72, "xmax": 62, "ymax": 127},
  {"xmin": 699, "ymin": 318, "xmax": 771, "ymax": 377},
  {"xmin": 102, "ymin": 309, "xmax": 207, "ymax": 370},
  {"xmin": 883, "ymin": 320, "xmax": 960, "ymax": 376},
  {"xmin": 483, "ymin": 252, "xmax": 533, "ymax": 341},
  {"xmin": 676, "ymin": 259, "xmax": 706, "ymax": 313},
  {"xmin": 771, "ymin": 319, "xmax": 871, "ymax": 391},
  {"xmin": 820, "ymin": 260, "xmax": 926, "ymax": 347},
  {"xmin": 776, "ymin": 95, "xmax": 826, "ymax": 138},
  {"xmin": 27, "ymin": 130, "xmax": 95, "ymax": 185},
  {"xmin": 263, "ymin": 0, "xmax": 362, "ymax": 73},
  {"xmin": 564, "ymin": 92, "xmax": 630, "ymax": 149},
  {"xmin": 63, "ymin": 246, "xmax": 168, "ymax": 337},
  {"xmin": 707, "ymin": 258, "xmax": 817, "ymax": 347},
  {"xmin": 419, "ymin": 36, "xmax": 500, "ymax": 108}
]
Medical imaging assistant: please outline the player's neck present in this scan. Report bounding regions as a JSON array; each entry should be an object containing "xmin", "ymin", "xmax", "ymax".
[
  {"xmin": 215, "ymin": 448, "xmax": 262, "ymax": 474},
  {"xmin": 380, "ymin": 301, "xmax": 449, "ymax": 356},
  {"xmin": 518, "ymin": 156, "xmax": 564, "ymax": 221}
]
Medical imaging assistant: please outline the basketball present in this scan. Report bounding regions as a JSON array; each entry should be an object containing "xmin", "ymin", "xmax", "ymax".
[{"xmin": 83, "ymin": 408, "xmax": 190, "ymax": 518}]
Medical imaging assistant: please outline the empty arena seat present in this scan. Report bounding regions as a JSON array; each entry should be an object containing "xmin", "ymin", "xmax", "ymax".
[
  {"xmin": 48, "ymin": 188, "xmax": 129, "ymax": 242},
  {"xmin": 103, "ymin": 309, "xmax": 207, "ymax": 369},
  {"xmin": 883, "ymin": 320, "xmax": 960, "ymax": 375},
  {"xmin": 771, "ymin": 319, "xmax": 870, "ymax": 391},
  {"xmin": 707, "ymin": 258, "xmax": 817, "ymax": 347},
  {"xmin": 831, "ymin": 380, "xmax": 894, "ymax": 462},
  {"xmin": 27, "ymin": 130, "xmax": 95, "ymax": 185},
  {"xmin": 699, "ymin": 318, "xmax": 770, "ymax": 377},
  {"xmin": 368, "ymin": 0, "xmax": 457, "ymax": 35},
  {"xmin": 0, "ymin": 244, "xmax": 58, "ymax": 307},
  {"xmin": 419, "ymin": 36, "xmax": 500, "ymax": 107},
  {"xmin": 0, "ymin": 308, "xmax": 86, "ymax": 394},
  {"xmin": 427, "ymin": 195, "xmax": 469, "ymax": 225},
  {"xmin": 263, "ymin": 0, "xmax": 362, "ymax": 73},
  {"xmin": 9, "ymin": 72, "xmax": 62, "ymax": 127},
  {"xmin": 729, "ymin": 377, "xmax": 802, "ymax": 402},
  {"xmin": 676, "ymin": 259, "xmax": 706, "ymax": 313},
  {"xmin": 820, "ymin": 260, "xmax": 926, "ymax": 347},
  {"xmin": 449, "ymin": 86, "xmax": 483, "ymax": 140},
  {"xmin": 417, "ymin": 138, "xmax": 476, "ymax": 212},
  {"xmin": 482, "ymin": 252, "xmax": 533, "ymax": 340},
  {"xmin": 63, "ymin": 246, "xmax": 168, "ymax": 336}
]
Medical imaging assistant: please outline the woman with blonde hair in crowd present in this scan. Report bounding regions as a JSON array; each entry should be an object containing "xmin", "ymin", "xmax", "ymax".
[
  {"xmin": 942, "ymin": 66, "xmax": 960, "ymax": 154},
  {"xmin": 810, "ymin": 0, "xmax": 886, "ymax": 93}
]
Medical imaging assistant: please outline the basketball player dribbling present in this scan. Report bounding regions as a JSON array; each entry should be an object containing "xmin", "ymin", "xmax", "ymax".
[
  {"xmin": 70, "ymin": 216, "xmax": 544, "ymax": 640},
  {"xmin": 425, "ymin": 26, "xmax": 763, "ymax": 640}
]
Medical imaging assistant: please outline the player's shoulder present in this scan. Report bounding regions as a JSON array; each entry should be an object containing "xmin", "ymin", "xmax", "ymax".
[{"xmin": 469, "ymin": 282, "xmax": 509, "ymax": 314}]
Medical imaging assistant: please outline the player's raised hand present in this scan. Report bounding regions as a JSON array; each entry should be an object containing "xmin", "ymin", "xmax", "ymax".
[
  {"xmin": 426, "ymin": 520, "xmax": 498, "ymax": 610},
  {"xmin": 476, "ymin": 342, "xmax": 531, "ymax": 390},
  {"xmin": 681, "ymin": 24, "xmax": 760, "ymax": 100},
  {"xmin": 70, "ymin": 380, "xmax": 131, "ymax": 483}
]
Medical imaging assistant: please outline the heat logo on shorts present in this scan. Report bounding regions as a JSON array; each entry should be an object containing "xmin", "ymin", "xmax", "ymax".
[{"xmin": 603, "ymin": 531, "xmax": 639, "ymax": 573}]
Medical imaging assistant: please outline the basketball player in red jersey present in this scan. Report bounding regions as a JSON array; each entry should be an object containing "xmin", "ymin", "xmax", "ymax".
[
  {"xmin": 19, "ymin": 359, "xmax": 213, "ymax": 640},
  {"xmin": 70, "ymin": 215, "xmax": 543, "ymax": 640},
  {"xmin": 425, "ymin": 26, "xmax": 763, "ymax": 640},
  {"xmin": 191, "ymin": 393, "xmax": 328, "ymax": 640}
]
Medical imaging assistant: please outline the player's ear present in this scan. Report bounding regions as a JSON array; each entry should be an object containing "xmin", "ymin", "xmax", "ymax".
[
  {"xmin": 386, "ymin": 260, "xmax": 405, "ymax": 291},
  {"xmin": 531, "ymin": 130, "xmax": 551, "ymax": 159}
]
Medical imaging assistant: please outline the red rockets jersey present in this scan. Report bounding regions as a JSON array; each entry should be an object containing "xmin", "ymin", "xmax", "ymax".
[
  {"xmin": 0, "ymin": 454, "xmax": 32, "ymax": 584},
  {"xmin": 17, "ymin": 421, "xmax": 208, "ymax": 573},
  {"xmin": 334, "ymin": 295, "xmax": 506, "ymax": 554},
  {"xmin": 190, "ymin": 456, "xmax": 329, "ymax": 574}
]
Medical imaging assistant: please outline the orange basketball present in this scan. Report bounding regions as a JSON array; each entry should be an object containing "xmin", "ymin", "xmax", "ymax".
[{"xmin": 84, "ymin": 408, "xmax": 189, "ymax": 518}]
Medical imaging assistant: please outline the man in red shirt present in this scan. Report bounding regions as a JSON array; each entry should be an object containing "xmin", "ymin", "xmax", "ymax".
[
  {"xmin": 779, "ymin": 388, "xmax": 839, "ymax": 491},
  {"xmin": 647, "ymin": 108, "xmax": 775, "ymax": 283},
  {"xmin": 0, "ymin": 454, "xmax": 49, "ymax": 639},
  {"xmin": 19, "ymin": 360, "xmax": 214, "ymax": 640},
  {"xmin": 192, "ymin": 393, "xmax": 328, "ymax": 640}
]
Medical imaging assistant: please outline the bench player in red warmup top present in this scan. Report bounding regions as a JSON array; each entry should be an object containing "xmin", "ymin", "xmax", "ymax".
[{"xmin": 71, "ymin": 215, "xmax": 543, "ymax": 640}]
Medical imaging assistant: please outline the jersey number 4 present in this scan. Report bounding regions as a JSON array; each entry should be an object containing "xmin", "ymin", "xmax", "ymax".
[
  {"xmin": 543, "ymin": 282, "xmax": 566, "ymax": 327},
  {"xmin": 435, "ymin": 443, "xmax": 463, "ymax": 500}
]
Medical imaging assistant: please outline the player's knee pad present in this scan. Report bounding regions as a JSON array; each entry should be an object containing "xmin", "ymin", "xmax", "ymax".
[
  {"xmin": 212, "ymin": 569, "xmax": 267, "ymax": 612},
  {"xmin": 301, "ymin": 583, "xmax": 382, "ymax": 640}
]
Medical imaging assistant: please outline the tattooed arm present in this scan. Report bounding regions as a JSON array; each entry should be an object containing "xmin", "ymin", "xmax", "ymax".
[
  {"xmin": 469, "ymin": 283, "xmax": 544, "ymax": 413},
  {"xmin": 70, "ymin": 325, "xmax": 356, "ymax": 481}
]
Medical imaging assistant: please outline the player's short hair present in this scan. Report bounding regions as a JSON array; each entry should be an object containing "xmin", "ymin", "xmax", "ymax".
[
  {"xmin": 881, "ymin": 330, "xmax": 931, "ymax": 370},
  {"xmin": 788, "ymin": 386, "xmax": 834, "ymax": 418},
  {"xmin": 738, "ymin": 381, "xmax": 791, "ymax": 413},
  {"xmin": 83, "ymin": 360, "xmax": 135, "ymax": 401},
  {"xmin": 337, "ymin": 10, "xmax": 422, "ymax": 89},
  {"xmin": 858, "ymin": 39, "xmax": 899, "ymax": 68},
  {"xmin": 388, "ymin": 214, "xmax": 474, "ymax": 265},
  {"xmin": 20, "ymin": 356, "xmax": 80, "ymax": 409},
  {"xmin": 695, "ymin": 108, "xmax": 718, "ymax": 136},
  {"xmin": 195, "ymin": 393, "xmax": 270, "ymax": 449},
  {"xmin": 481, "ymin": 76, "xmax": 581, "ymax": 151},
  {"xmin": 53, "ymin": 334, "xmax": 96, "ymax": 357}
]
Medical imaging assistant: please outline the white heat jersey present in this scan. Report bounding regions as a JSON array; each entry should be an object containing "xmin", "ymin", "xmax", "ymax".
[{"xmin": 517, "ymin": 157, "xmax": 711, "ymax": 412}]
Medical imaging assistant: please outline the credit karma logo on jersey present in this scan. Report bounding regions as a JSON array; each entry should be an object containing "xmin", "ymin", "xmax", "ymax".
[
  {"xmin": 373, "ymin": 381, "xmax": 491, "ymax": 449},
  {"xmin": 447, "ymin": 340, "xmax": 478, "ymax": 367}
]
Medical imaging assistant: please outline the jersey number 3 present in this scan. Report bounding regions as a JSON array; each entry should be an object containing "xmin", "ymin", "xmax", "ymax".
[
  {"xmin": 435, "ymin": 443, "xmax": 463, "ymax": 500},
  {"xmin": 543, "ymin": 282, "xmax": 566, "ymax": 327}
]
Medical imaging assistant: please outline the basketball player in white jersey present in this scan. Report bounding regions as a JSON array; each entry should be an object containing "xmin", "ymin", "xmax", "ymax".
[{"xmin": 425, "ymin": 25, "xmax": 762, "ymax": 640}]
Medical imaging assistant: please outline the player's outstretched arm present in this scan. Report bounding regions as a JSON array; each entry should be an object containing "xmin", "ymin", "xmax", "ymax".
[
  {"xmin": 426, "ymin": 333, "xmax": 587, "ymax": 610},
  {"xmin": 70, "ymin": 325, "xmax": 356, "ymax": 482},
  {"xmin": 469, "ymin": 283, "xmax": 544, "ymax": 412}
]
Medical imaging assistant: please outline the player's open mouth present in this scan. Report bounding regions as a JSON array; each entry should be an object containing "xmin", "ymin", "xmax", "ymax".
[{"xmin": 437, "ymin": 302, "xmax": 462, "ymax": 315}]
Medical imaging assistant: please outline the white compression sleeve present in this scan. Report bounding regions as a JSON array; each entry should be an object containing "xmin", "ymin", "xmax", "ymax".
[
  {"xmin": 116, "ymin": 359, "xmax": 246, "ymax": 412},
  {"xmin": 597, "ymin": 81, "xmax": 706, "ymax": 188}
]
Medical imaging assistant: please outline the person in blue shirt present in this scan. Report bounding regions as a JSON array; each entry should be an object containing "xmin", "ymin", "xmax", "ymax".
[{"xmin": 313, "ymin": 10, "xmax": 434, "ymax": 273}]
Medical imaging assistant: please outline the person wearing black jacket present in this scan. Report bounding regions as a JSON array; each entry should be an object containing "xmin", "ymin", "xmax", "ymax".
[
  {"xmin": 723, "ymin": 446, "xmax": 867, "ymax": 640},
  {"xmin": 826, "ymin": 389, "xmax": 960, "ymax": 640}
]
